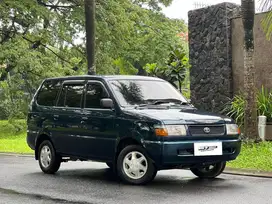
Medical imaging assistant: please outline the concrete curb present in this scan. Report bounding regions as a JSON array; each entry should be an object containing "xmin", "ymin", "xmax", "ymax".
[
  {"xmin": 0, "ymin": 152, "xmax": 34, "ymax": 157},
  {"xmin": 224, "ymin": 167, "xmax": 272, "ymax": 179}
]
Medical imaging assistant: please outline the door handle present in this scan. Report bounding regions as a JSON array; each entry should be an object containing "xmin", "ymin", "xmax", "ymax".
[
  {"xmin": 53, "ymin": 115, "xmax": 59, "ymax": 121},
  {"xmin": 81, "ymin": 117, "xmax": 88, "ymax": 125}
]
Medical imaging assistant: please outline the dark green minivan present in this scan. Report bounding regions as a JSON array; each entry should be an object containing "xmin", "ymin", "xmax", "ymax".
[{"xmin": 27, "ymin": 75, "xmax": 241, "ymax": 185}]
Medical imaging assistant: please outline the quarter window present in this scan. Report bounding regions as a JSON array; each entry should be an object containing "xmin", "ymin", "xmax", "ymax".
[
  {"xmin": 58, "ymin": 84, "xmax": 84, "ymax": 108},
  {"xmin": 36, "ymin": 80, "xmax": 62, "ymax": 106}
]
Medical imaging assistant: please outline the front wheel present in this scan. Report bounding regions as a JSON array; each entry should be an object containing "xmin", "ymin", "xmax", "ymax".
[
  {"xmin": 38, "ymin": 140, "xmax": 61, "ymax": 174},
  {"xmin": 116, "ymin": 145, "xmax": 157, "ymax": 185},
  {"xmin": 190, "ymin": 162, "xmax": 226, "ymax": 179}
]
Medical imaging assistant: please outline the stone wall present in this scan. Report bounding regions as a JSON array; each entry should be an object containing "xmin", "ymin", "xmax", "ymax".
[
  {"xmin": 232, "ymin": 12, "xmax": 272, "ymax": 94},
  {"xmin": 188, "ymin": 3, "xmax": 240, "ymax": 113}
]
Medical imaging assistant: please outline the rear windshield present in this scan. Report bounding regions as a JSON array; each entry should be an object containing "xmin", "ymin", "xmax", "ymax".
[{"xmin": 36, "ymin": 80, "xmax": 62, "ymax": 106}]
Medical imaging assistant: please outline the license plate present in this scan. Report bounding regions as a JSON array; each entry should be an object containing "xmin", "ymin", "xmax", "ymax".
[{"xmin": 194, "ymin": 142, "xmax": 223, "ymax": 156}]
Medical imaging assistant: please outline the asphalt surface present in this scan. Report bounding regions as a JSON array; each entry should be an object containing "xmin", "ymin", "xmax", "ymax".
[{"xmin": 0, "ymin": 155, "xmax": 272, "ymax": 204}]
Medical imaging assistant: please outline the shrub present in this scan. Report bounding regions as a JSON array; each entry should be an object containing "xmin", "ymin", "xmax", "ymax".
[
  {"xmin": 0, "ymin": 120, "xmax": 26, "ymax": 137},
  {"xmin": 225, "ymin": 95, "xmax": 245, "ymax": 127},
  {"xmin": 225, "ymin": 86, "xmax": 272, "ymax": 127},
  {"xmin": 257, "ymin": 86, "xmax": 272, "ymax": 120}
]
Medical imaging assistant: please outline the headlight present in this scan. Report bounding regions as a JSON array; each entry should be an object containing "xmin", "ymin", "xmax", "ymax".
[
  {"xmin": 154, "ymin": 125, "xmax": 187, "ymax": 136},
  {"xmin": 226, "ymin": 124, "xmax": 241, "ymax": 135}
]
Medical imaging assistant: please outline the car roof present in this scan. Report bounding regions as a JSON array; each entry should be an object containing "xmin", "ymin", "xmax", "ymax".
[{"xmin": 45, "ymin": 75, "xmax": 164, "ymax": 82}]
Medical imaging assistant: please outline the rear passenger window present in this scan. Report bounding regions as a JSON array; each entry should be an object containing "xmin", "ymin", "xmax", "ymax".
[
  {"xmin": 58, "ymin": 84, "xmax": 84, "ymax": 108},
  {"xmin": 85, "ymin": 83, "xmax": 108, "ymax": 109},
  {"xmin": 37, "ymin": 80, "xmax": 62, "ymax": 106}
]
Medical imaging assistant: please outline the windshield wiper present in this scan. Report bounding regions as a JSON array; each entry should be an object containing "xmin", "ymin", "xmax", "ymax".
[{"xmin": 147, "ymin": 99, "xmax": 189, "ymax": 105}]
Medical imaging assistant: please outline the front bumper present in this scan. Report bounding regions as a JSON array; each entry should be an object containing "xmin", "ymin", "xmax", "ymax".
[
  {"xmin": 144, "ymin": 138, "xmax": 241, "ymax": 169},
  {"xmin": 161, "ymin": 139, "xmax": 241, "ymax": 166}
]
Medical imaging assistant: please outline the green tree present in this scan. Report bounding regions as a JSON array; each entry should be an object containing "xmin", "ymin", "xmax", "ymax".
[
  {"xmin": 95, "ymin": 0, "xmax": 186, "ymax": 74},
  {"xmin": 241, "ymin": 0, "xmax": 258, "ymax": 140},
  {"xmin": 0, "ymin": 0, "xmax": 186, "ymax": 119}
]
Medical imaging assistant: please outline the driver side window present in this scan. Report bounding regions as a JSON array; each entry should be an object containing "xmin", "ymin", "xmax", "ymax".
[{"xmin": 85, "ymin": 83, "xmax": 108, "ymax": 109}]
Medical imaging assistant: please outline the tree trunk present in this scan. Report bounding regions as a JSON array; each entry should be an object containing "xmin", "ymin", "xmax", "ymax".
[
  {"xmin": 241, "ymin": 0, "xmax": 258, "ymax": 140},
  {"xmin": 85, "ymin": 0, "xmax": 96, "ymax": 75},
  {"xmin": 243, "ymin": 45, "xmax": 258, "ymax": 140}
]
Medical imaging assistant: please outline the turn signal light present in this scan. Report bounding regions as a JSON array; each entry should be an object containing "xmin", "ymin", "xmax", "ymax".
[
  {"xmin": 154, "ymin": 125, "xmax": 187, "ymax": 136},
  {"xmin": 155, "ymin": 128, "xmax": 168, "ymax": 137}
]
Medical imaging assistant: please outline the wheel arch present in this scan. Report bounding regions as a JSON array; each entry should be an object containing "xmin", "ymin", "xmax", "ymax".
[
  {"xmin": 35, "ymin": 133, "xmax": 54, "ymax": 160},
  {"xmin": 114, "ymin": 137, "xmax": 156, "ymax": 165},
  {"xmin": 115, "ymin": 137, "xmax": 142, "ymax": 156}
]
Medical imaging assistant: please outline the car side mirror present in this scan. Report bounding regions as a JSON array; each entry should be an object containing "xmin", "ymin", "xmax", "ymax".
[{"xmin": 100, "ymin": 98, "xmax": 114, "ymax": 109}]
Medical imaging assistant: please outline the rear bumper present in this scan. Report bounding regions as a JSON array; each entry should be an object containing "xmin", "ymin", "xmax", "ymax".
[
  {"xmin": 26, "ymin": 130, "xmax": 37, "ymax": 150},
  {"xmin": 161, "ymin": 139, "xmax": 241, "ymax": 167}
]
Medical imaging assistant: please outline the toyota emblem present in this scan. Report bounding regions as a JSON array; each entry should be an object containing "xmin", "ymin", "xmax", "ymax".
[{"xmin": 203, "ymin": 127, "xmax": 211, "ymax": 134}]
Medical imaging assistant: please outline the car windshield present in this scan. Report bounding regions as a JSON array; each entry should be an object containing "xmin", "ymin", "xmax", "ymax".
[{"xmin": 109, "ymin": 79, "xmax": 188, "ymax": 107}]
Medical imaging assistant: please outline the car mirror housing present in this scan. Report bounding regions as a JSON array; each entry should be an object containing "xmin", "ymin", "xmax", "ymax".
[{"xmin": 100, "ymin": 98, "xmax": 114, "ymax": 109}]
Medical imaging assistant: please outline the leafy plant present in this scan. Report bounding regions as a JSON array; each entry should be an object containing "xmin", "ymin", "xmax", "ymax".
[
  {"xmin": 225, "ymin": 95, "xmax": 246, "ymax": 127},
  {"xmin": 260, "ymin": 0, "xmax": 272, "ymax": 40},
  {"xmin": 143, "ymin": 45, "xmax": 190, "ymax": 92},
  {"xmin": 257, "ymin": 86, "xmax": 272, "ymax": 119},
  {"xmin": 225, "ymin": 86, "xmax": 272, "ymax": 127}
]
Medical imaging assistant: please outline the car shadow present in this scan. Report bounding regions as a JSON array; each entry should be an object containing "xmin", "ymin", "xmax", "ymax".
[{"xmin": 27, "ymin": 167, "xmax": 244, "ymax": 194}]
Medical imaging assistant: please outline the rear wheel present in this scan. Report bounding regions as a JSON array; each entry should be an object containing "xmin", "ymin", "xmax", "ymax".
[
  {"xmin": 38, "ymin": 140, "xmax": 61, "ymax": 174},
  {"xmin": 190, "ymin": 162, "xmax": 226, "ymax": 179},
  {"xmin": 116, "ymin": 145, "xmax": 157, "ymax": 185}
]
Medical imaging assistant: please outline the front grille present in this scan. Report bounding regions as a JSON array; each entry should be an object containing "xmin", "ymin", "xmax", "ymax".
[{"xmin": 188, "ymin": 125, "xmax": 225, "ymax": 136}]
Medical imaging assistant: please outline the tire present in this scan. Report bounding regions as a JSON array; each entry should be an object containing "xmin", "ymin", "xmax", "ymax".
[
  {"xmin": 190, "ymin": 161, "xmax": 226, "ymax": 179},
  {"xmin": 38, "ymin": 140, "xmax": 61, "ymax": 174},
  {"xmin": 116, "ymin": 145, "xmax": 157, "ymax": 185}
]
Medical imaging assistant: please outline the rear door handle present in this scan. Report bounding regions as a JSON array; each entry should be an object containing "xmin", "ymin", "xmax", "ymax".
[{"xmin": 81, "ymin": 117, "xmax": 88, "ymax": 125}]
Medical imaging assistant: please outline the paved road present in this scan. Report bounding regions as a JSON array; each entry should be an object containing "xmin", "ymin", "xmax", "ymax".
[{"xmin": 0, "ymin": 155, "xmax": 271, "ymax": 204}]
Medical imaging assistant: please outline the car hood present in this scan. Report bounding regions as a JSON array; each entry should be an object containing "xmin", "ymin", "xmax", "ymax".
[{"xmin": 123, "ymin": 108, "xmax": 228, "ymax": 124}]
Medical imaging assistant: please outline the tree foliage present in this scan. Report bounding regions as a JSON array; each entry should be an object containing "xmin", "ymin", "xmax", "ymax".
[
  {"xmin": 144, "ymin": 44, "xmax": 190, "ymax": 92},
  {"xmin": 0, "ymin": 0, "xmax": 187, "ymax": 119}
]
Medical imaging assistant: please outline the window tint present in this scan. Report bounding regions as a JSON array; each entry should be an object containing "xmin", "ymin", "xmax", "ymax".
[
  {"xmin": 109, "ymin": 80, "xmax": 187, "ymax": 107},
  {"xmin": 37, "ymin": 80, "xmax": 62, "ymax": 106},
  {"xmin": 57, "ymin": 84, "xmax": 84, "ymax": 108},
  {"xmin": 85, "ymin": 83, "xmax": 108, "ymax": 109}
]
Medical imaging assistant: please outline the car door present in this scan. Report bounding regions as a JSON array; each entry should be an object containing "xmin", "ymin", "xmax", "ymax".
[
  {"xmin": 53, "ymin": 81, "xmax": 85, "ymax": 156},
  {"xmin": 79, "ymin": 80, "xmax": 117, "ymax": 160}
]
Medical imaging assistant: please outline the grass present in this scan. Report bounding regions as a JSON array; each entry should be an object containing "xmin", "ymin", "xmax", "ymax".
[
  {"xmin": 0, "ymin": 120, "xmax": 33, "ymax": 154},
  {"xmin": 0, "ymin": 120, "xmax": 272, "ymax": 171},
  {"xmin": 227, "ymin": 142, "xmax": 272, "ymax": 172},
  {"xmin": 0, "ymin": 133, "xmax": 33, "ymax": 154}
]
